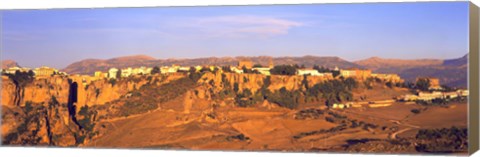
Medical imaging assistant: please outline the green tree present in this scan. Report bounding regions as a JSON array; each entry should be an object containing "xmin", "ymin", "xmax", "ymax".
[
  {"xmin": 221, "ymin": 66, "xmax": 232, "ymax": 73},
  {"xmin": 151, "ymin": 66, "xmax": 161, "ymax": 74},
  {"xmin": 233, "ymin": 82, "xmax": 239, "ymax": 93},
  {"xmin": 7, "ymin": 70, "xmax": 35, "ymax": 88},
  {"xmin": 188, "ymin": 67, "xmax": 202, "ymax": 81},
  {"xmin": 301, "ymin": 75, "xmax": 309, "ymax": 90},
  {"xmin": 116, "ymin": 69, "xmax": 122, "ymax": 79},
  {"xmin": 386, "ymin": 81, "xmax": 393, "ymax": 88},
  {"xmin": 344, "ymin": 77, "xmax": 357, "ymax": 90},
  {"xmin": 270, "ymin": 65, "xmax": 297, "ymax": 75},
  {"xmin": 253, "ymin": 64, "xmax": 263, "ymax": 68},
  {"xmin": 331, "ymin": 71, "xmax": 340, "ymax": 77},
  {"xmin": 416, "ymin": 78, "xmax": 430, "ymax": 91}
]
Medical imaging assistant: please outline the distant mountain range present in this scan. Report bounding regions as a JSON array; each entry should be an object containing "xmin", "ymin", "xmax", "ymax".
[
  {"xmin": 355, "ymin": 54, "xmax": 468, "ymax": 88},
  {"xmin": 2, "ymin": 54, "xmax": 468, "ymax": 88},
  {"xmin": 61, "ymin": 55, "xmax": 361, "ymax": 75}
]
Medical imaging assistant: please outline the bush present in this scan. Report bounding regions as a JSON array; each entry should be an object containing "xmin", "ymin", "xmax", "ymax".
[
  {"xmin": 415, "ymin": 127, "xmax": 468, "ymax": 153},
  {"xmin": 411, "ymin": 109, "xmax": 421, "ymax": 114},
  {"xmin": 386, "ymin": 81, "xmax": 394, "ymax": 88},
  {"xmin": 6, "ymin": 70, "xmax": 34, "ymax": 88},
  {"xmin": 221, "ymin": 66, "xmax": 232, "ymax": 73},
  {"xmin": 266, "ymin": 87, "xmax": 301, "ymax": 109},
  {"xmin": 151, "ymin": 66, "xmax": 161, "ymax": 74},
  {"xmin": 108, "ymin": 79, "xmax": 116, "ymax": 86},
  {"xmin": 306, "ymin": 79, "xmax": 354, "ymax": 107},
  {"xmin": 24, "ymin": 101, "xmax": 33, "ymax": 114},
  {"xmin": 270, "ymin": 65, "xmax": 297, "ymax": 75},
  {"xmin": 415, "ymin": 78, "xmax": 430, "ymax": 91},
  {"xmin": 78, "ymin": 105, "xmax": 96, "ymax": 132},
  {"xmin": 313, "ymin": 65, "xmax": 340, "ymax": 77}
]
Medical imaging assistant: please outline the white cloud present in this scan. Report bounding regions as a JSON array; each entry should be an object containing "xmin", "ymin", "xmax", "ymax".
[{"xmin": 181, "ymin": 15, "xmax": 304, "ymax": 39}]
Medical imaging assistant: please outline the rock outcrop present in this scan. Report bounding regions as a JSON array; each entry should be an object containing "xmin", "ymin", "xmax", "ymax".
[
  {"xmin": 196, "ymin": 72, "xmax": 333, "ymax": 99},
  {"xmin": 1, "ymin": 75, "xmax": 154, "ymax": 108},
  {"xmin": 1, "ymin": 99, "xmax": 81, "ymax": 146},
  {"xmin": 1, "ymin": 75, "xmax": 70, "ymax": 107}
]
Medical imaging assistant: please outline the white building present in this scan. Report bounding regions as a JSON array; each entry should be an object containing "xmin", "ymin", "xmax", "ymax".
[
  {"xmin": 458, "ymin": 90, "xmax": 468, "ymax": 97},
  {"xmin": 297, "ymin": 69, "xmax": 332, "ymax": 77},
  {"xmin": 108, "ymin": 68, "xmax": 119, "ymax": 79},
  {"xmin": 178, "ymin": 66, "xmax": 191, "ymax": 72},
  {"xmin": 230, "ymin": 67, "xmax": 244, "ymax": 74},
  {"xmin": 297, "ymin": 69, "xmax": 320, "ymax": 76},
  {"xmin": 132, "ymin": 66, "xmax": 150, "ymax": 75},
  {"xmin": 121, "ymin": 67, "xmax": 133, "ymax": 77},
  {"xmin": 252, "ymin": 67, "xmax": 271, "ymax": 75},
  {"xmin": 4, "ymin": 67, "xmax": 31, "ymax": 74},
  {"xmin": 161, "ymin": 66, "xmax": 178, "ymax": 74}
]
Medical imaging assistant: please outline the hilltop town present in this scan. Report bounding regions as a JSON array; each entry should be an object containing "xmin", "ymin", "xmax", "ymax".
[
  {"xmin": 1, "ymin": 57, "xmax": 469, "ymax": 154},
  {"xmin": 2, "ymin": 58, "xmax": 468, "ymax": 108}
]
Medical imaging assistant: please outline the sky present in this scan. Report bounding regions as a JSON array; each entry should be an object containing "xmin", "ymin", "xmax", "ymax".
[{"xmin": 1, "ymin": 2, "xmax": 469, "ymax": 69}]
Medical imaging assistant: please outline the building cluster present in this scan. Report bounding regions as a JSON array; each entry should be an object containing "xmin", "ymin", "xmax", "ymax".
[
  {"xmin": 60, "ymin": 58, "xmax": 407, "ymax": 85},
  {"xmin": 89, "ymin": 59, "xmax": 406, "ymax": 83},
  {"xmin": 297, "ymin": 68, "xmax": 334, "ymax": 77},
  {"xmin": 339, "ymin": 68, "xmax": 403, "ymax": 83},
  {"xmin": 99, "ymin": 66, "xmax": 154, "ymax": 79},
  {"xmin": 3, "ymin": 66, "xmax": 65, "ymax": 78},
  {"xmin": 333, "ymin": 99, "xmax": 396, "ymax": 109},
  {"xmin": 400, "ymin": 90, "xmax": 469, "ymax": 101}
]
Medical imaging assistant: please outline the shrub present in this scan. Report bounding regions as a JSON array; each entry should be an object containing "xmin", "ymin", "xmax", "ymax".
[
  {"xmin": 151, "ymin": 66, "xmax": 161, "ymax": 74},
  {"xmin": 415, "ymin": 127, "xmax": 468, "ymax": 153},
  {"xmin": 108, "ymin": 79, "xmax": 116, "ymax": 86},
  {"xmin": 415, "ymin": 78, "xmax": 430, "ymax": 91},
  {"xmin": 6, "ymin": 70, "xmax": 35, "ymax": 88},
  {"xmin": 270, "ymin": 65, "xmax": 297, "ymax": 75},
  {"xmin": 411, "ymin": 109, "xmax": 421, "ymax": 114}
]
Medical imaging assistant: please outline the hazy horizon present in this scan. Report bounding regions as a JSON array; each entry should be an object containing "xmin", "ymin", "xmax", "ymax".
[{"xmin": 1, "ymin": 2, "xmax": 469, "ymax": 69}]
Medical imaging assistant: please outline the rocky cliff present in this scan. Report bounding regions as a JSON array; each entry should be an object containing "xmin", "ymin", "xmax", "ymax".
[
  {"xmin": 201, "ymin": 72, "xmax": 332, "ymax": 91},
  {"xmin": 1, "ymin": 75, "xmax": 70, "ymax": 107},
  {"xmin": 1, "ymin": 74, "xmax": 163, "ymax": 146},
  {"xmin": 195, "ymin": 72, "xmax": 334, "ymax": 101},
  {"xmin": 1, "ymin": 75, "xmax": 157, "ymax": 108}
]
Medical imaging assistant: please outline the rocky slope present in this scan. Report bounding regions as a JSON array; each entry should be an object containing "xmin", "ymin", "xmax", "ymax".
[
  {"xmin": 2, "ymin": 96, "xmax": 81, "ymax": 146},
  {"xmin": 1, "ymin": 73, "xmax": 180, "ymax": 146}
]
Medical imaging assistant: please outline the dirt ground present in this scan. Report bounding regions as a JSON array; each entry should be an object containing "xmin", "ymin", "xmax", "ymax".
[{"xmin": 84, "ymin": 98, "xmax": 468, "ymax": 152}]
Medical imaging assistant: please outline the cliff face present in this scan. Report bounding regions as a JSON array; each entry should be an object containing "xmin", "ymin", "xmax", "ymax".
[
  {"xmin": 2, "ymin": 99, "xmax": 81, "ymax": 146},
  {"xmin": 198, "ymin": 72, "xmax": 333, "ymax": 93},
  {"xmin": 2, "ymin": 76, "xmax": 17, "ymax": 107},
  {"xmin": 194, "ymin": 72, "xmax": 333, "ymax": 102},
  {"xmin": 2, "ymin": 75, "xmax": 153, "ymax": 107},
  {"xmin": 1, "ymin": 76, "xmax": 70, "ymax": 107},
  {"xmin": 1, "ymin": 75, "xmax": 156, "ymax": 146},
  {"xmin": 80, "ymin": 77, "xmax": 150, "ymax": 107}
]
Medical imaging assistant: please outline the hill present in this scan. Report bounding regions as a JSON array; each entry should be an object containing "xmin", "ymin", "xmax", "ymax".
[
  {"xmin": 1, "ymin": 60, "xmax": 20, "ymax": 69},
  {"xmin": 443, "ymin": 54, "xmax": 468, "ymax": 67},
  {"xmin": 62, "ymin": 55, "xmax": 362, "ymax": 75},
  {"xmin": 355, "ymin": 54, "xmax": 468, "ymax": 88},
  {"xmin": 354, "ymin": 57, "xmax": 443, "ymax": 71}
]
